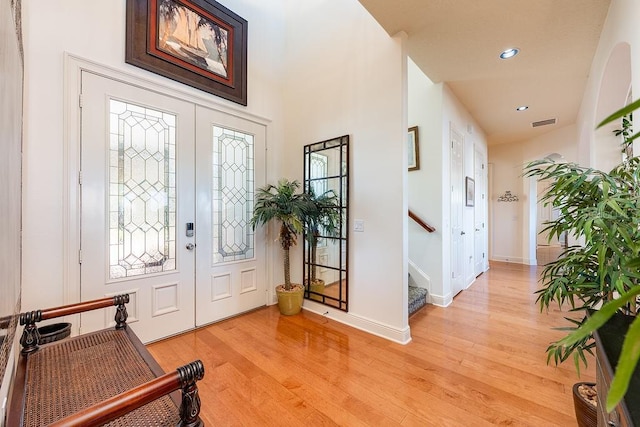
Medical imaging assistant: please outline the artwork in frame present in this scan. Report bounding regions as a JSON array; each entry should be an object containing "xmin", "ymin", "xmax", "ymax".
[
  {"xmin": 126, "ymin": 0, "xmax": 248, "ymax": 105},
  {"xmin": 465, "ymin": 176, "xmax": 475, "ymax": 207},
  {"xmin": 408, "ymin": 126, "xmax": 420, "ymax": 171}
]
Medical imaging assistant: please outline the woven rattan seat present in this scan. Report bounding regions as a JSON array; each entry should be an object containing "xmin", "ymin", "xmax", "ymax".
[
  {"xmin": 22, "ymin": 329, "xmax": 180, "ymax": 426},
  {"xmin": 8, "ymin": 295, "xmax": 204, "ymax": 427}
]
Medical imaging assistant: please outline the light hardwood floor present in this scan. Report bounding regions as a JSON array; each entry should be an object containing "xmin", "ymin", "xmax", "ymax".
[{"xmin": 147, "ymin": 261, "xmax": 595, "ymax": 426}]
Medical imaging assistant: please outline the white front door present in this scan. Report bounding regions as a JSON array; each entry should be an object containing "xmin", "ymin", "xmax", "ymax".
[
  {"xmin": 450, "ymin": 126, "xmax": 465, "ymax": 297},
  {"xmin": 80, "ymin": 72, "xmax": 196, "ymax": 343},
  {"xmin": 194, "ymin": 106, "xmax": 267, "ymax": 326},
  {"xmin": 79, "ymin": 72, "xmax": 267, "ymax": 342}
]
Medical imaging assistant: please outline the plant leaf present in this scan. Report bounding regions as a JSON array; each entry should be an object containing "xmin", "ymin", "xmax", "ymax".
[
  {"xmin": 606, "ymin": 316, "xmax": 640, "ymax": 411},
  {"xmin": 598, "ymin": 99, "xmax": 640, "ymax": 128},
  {"xmin": 625, "ymin": 257, "xmax": 640, "ymax": 269},
  {"xmin": 556, "ymin": 287, "xmax": 640, "ymax": 348}
]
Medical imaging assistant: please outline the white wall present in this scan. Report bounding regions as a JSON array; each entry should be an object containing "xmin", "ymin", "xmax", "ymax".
[
  {"xmin": 489, "ymin": 0, "xmax": 640, "ymax": 266},
  {"xmin": 488, "ymin": 124, "xmax": 578, "ymax": 264},
  {"xmin": 442, "ymin": 85, "xmax": 488, "ymax": 299},
  {"xmin": 282, "ymin": 0, "xmax": 409, "ymax": 342},
  {"xmin": 1, "ymin": 0, "xmax": 23, "ymax": 418},
  {"xmin": 488, "ymin": 142, "xmax": 524, "ymax": 262},
  {"xmin": 21, "ymin": 0, "xmax": 288, "ymax": 309},
  {"xmin": 577, "ymin": 0, "xmax": 640, "ymax": 169},
  {"xmin": 21, "ymin": 0, "xmax": 412, "ymax": 344},
  {"xmin": 407, "ymin": 59, "xmax": 443, "ymax": 302},
  {"xmin": 407, "ymin": 60, "xmax": 488, "ymax": 306}
]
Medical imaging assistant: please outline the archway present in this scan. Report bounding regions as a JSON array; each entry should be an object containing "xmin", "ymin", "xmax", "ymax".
[{"xmin": 593, "ymin": 42, "xmax": 632, "ymax": 170}]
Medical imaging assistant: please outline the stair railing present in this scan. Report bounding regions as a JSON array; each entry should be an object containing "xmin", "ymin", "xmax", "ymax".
[{"xmin": 408, "ymin": 210, "xmax": 436, "ymax": 233}]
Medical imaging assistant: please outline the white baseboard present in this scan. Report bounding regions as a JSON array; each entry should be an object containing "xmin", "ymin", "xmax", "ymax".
[
  {"xmin": 465, "ymin": 277, "xmax": 476, "ymax": 289},
  {"xmin": 491, "ymin": 255, "xmax": 526, "ymax": 264},
  {"xmin": 302, "ymin": 303, "xmax": 412, "ymax": 344},
  {"xmin": 428, "ymin": 292, "xmax": 452, "ymax": 307}
]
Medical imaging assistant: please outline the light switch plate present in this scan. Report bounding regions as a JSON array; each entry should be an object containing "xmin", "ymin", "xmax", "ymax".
[{"xmin": 354, "ymin": 219, "xmax": 364, "ymax": 232}]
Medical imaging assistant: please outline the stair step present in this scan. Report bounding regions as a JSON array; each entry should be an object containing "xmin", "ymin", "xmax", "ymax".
[{"xmin": 408, "ymin": 285, "xmax": 428, "ymax": 316}]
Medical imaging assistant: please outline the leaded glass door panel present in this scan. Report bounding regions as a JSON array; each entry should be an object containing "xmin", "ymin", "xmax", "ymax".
[
  {"xmin": 80, "ymin": 72, "xmax": 196, "ymax": 343},
  {"xmin": 194, "ymin": 106, "xmax": 266, "ymax": 326}
]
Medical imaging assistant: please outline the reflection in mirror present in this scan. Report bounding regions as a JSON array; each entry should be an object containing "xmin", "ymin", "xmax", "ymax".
[{"xmin": 303, "ymin": 135, "xmax": 349, "ymax": 311}]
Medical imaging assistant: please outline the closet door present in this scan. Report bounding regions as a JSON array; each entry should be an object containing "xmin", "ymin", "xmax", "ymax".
[{"xmin": 450, "ymin": 125, "xmax": 465, "ymax": 297}]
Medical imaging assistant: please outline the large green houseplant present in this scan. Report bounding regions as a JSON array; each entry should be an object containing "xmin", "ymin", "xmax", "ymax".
[
  {"xmin": 303, "ymin": 188, "xmax": 341, "ymax": 300},
  {"xmin": 251, "ymin": 179, "xmax": 314, "ymax": 315},
  {"xmin": 524, "ymin": 98, "xmax": 640, "ymax": 412}
]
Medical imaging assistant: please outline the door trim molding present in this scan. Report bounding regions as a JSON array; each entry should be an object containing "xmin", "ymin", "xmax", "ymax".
[{"xmin": 63, "ymin": 53, "xmax": 272, "ymax": 319}]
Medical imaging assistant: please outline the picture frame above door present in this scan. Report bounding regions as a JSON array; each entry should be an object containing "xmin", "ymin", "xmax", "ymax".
[{"xmin": 125, "ymin": 0, "xmax": 248, "ymax": 105}]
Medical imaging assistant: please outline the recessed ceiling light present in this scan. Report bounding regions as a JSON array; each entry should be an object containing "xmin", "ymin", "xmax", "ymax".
[
  {"xmin": 500, "ymin": 48, "xmax": 519, "ymax": 59},
  {"xmin": 516, "ymin": 105, "xmax": 528, "ymax": 111}
]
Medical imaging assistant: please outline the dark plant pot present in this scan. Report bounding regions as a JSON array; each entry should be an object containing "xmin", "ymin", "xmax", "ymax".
[
  {"xmin": 573, "ymin": 382, "xmax": 597, "ymax": 427},
  {"xmin": 37, "ymin": 322, "xmax": 71, "ymax": 344}
]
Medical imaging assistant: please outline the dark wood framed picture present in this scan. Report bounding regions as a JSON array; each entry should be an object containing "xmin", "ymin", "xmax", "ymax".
[
  {"xmin": 126, "ymin": 0, "xmax": 248, "ymax": 105},
  {"xmin": 465, "ymin": 176, "xmax": 475, "ymax": 207},
  {"xmin": 408, "ymin": 126, "xmax": 420, "ymax": 171}
]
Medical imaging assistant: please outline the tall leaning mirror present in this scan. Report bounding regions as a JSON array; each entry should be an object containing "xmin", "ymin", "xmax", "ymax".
[{"xmin": 303, "ymin": 135, "xmax": 349, "ymax": 311}]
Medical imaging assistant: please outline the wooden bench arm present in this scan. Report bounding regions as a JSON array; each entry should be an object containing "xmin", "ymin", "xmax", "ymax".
[
  {"xmin": 19, "ymin": 294, "xmax": 130, "ymax": 353},
  {"xmin": 48, "ymin": 359, "xmax": 205, "ymax": 427}
]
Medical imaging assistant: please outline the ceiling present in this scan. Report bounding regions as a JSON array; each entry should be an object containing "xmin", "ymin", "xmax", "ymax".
[{"xmin": 357, "ymin": 0, "xmax": 611, "ymax": 146}]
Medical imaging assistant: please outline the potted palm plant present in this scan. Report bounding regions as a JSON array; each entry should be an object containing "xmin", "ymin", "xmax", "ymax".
[
  {"xmin": 524, "ymin": 99, "xmax": 640, "ymax": 419},
  {"xmin": 304, "ymin": 188, "xmax": 341, "ymax": 301},
  {"xmin": 251, "ymin": 179, "xmax": 314, "ymax": 315}
]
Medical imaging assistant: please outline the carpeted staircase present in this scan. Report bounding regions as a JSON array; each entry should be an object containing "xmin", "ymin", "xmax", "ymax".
[{"xmin": 408, "ymin": 285, "xmax": 428, "ymax": 316}]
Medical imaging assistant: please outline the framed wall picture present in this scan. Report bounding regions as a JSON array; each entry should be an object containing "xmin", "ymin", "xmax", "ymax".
[
  {"xmin": 408, "ymin": 126, "xmax": 420, "ymax": 171},
  {"xmin": 126, "ymin": 0, "xmax": 248, "ymax": 105},
  {"xmin": 465, "ymin": 176, "xmax": 475, "ymax": 207}
]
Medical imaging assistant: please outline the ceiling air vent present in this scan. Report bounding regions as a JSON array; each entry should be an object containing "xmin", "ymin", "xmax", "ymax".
[{"xmin": 532, "ymin": 118, "xmax": 557, "ymax": 128}]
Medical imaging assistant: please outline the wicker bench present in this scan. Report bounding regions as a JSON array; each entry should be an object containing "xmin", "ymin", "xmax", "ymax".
[{"xmin": 7, "ymin": 295, "xmax": 205, "ymax": 426}]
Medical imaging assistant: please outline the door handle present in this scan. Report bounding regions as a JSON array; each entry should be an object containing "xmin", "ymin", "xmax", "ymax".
[
  {"xmin": 461, "ymin": 231, "xmax": 466, "ymax": 235},
  {"xmin": 186, "ymin": 243, "xmax": 195, "ymax": 250}
]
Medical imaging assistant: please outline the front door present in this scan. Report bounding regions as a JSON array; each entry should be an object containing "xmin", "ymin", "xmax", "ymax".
[
  {"xmin": 194, "ymin": 106, "xmax": 267, "ymax": 326},
  {"xmin": 79, "ymin": 72, "xmax": 266, "ymax": 342},
  {"xmin": 80, "ymin": 72, "xmax": 196, "ymax": 343}
]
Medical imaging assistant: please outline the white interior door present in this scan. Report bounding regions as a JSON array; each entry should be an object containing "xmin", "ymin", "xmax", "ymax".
[
  {"xmin": 537, "ymin": 180, "xmax": 552, "ymax": 246},
  {"xmin": 450, "ymin": 126, "xmax": 465, "ymax": 297},
  {"xmin": 474, "ymin": 147, "xmax": 485, "ymax": 276},
  {"xmin": 80, "ymin": 72, "xmax": 196, "ymax": 343},
  {"xmin": 194, "ymin": 106, "xmax": 267, "ymax": 326},
  {"xmin": 536, "ymin": 179, "xmax": 564, "ymax": 247}
]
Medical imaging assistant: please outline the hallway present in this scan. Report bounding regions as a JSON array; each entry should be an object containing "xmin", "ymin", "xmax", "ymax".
[{"xmin": 148, "ymin": 261, "xmax": 594, "ymax": 426}]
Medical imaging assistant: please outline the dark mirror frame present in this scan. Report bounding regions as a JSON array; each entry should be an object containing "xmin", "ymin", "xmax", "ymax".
[{"xmin": 303, "ymin": 135, "xmax": 349, "ymax": 311}]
